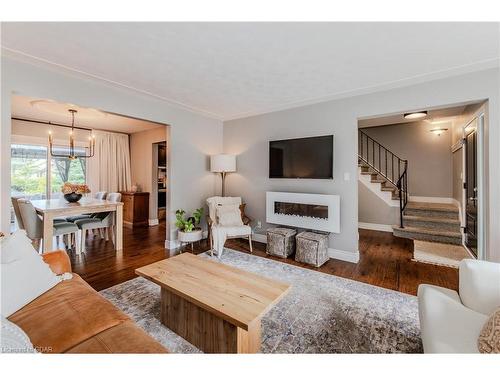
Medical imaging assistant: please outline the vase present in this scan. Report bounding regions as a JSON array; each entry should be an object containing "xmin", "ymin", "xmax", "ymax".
[{"xmin": 64, "ymin": 193, "xmax": 82, "ymax": 203}]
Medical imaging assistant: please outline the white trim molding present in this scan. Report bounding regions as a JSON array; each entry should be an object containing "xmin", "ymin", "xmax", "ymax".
[
  {"xmin": 358, "ymin": 222, "xmax": 394, "ymax": 233},
  {"xmin": 328, "ymin": 248, "xmax": 360, "ymax": 263},
  {"xmin": 252, "ymin": 231, "xmax": 359, "ymax": 264},
  {"xmin": 164, "ymin": 239, "xmax": 180, "ymax": 250},
  {"xmin": 358, "ymin": 168, "xmax": 399, "ymax": 207},
  {"xmin": 148, "ymin": 219, "xmax": 159, "ymax": 226}
]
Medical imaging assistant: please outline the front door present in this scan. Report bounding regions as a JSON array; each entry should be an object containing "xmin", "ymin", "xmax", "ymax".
[{"xmin": 465, "ymin": 125, "xmax": 478, "ymax": 257}]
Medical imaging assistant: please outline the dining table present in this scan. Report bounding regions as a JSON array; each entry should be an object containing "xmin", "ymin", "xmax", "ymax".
[{"xmin": 31, "ymin": 197, "xmax": 123, "ymax": 254}]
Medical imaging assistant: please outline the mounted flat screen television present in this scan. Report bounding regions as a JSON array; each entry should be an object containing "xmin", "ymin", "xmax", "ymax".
[{"xmin": 269, "ymin": 135, "xmax": 333, "ymax": 179}]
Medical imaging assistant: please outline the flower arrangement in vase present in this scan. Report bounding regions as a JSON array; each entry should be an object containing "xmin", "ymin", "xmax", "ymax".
[{"xmin": 61, "ymin": 182, "xmax": 90, "ymax": 203}]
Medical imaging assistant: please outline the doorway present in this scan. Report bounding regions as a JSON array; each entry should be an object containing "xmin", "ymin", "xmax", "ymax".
[{"xmin": 463, "ymin": 112, "xmax": 485, "ymax": 259}]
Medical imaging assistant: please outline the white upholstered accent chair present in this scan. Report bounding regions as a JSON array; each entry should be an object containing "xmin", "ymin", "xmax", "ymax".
[
  {"xmin": 206, "ymin": 196, "xmax": 252, "ymax": 258},
  {"xmin": 75, "ymin": 192, "xmax": 121, "ymax": 253},
  {"xmin": 418, "ymin": 259, "xmax": 500, "ymax": 353},
  {"xmin": 16, "ymin": 199, "xmax": 80, "ymax": 253}
]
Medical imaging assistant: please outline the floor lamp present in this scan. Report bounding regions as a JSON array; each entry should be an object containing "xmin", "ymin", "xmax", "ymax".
[{"xmin": 210, "ymin": 154, "xmax": 236, "ymax": 197}]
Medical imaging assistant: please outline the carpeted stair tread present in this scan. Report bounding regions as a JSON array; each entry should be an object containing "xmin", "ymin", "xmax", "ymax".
[
  {"xmin": 403, "ymin": 215, "xmax": 460, "ymax": 225},
  {"xmin": 392, "ymin": 225, "xmax": 462, "ymax": 245},
  {"xmin": 393, "ymin": 226, "xmax": 461, "ymax": 237},
  {"xmin": 381, "ymin": 187, "xmax": 396, "ymax": 191},
  {"xmin": 405, "ymin": 202, "xmax": 458, "ymax": 212}
]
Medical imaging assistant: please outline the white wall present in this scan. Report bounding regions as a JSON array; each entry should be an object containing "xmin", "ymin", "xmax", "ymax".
[
  {"xmin": 223, "ymin": 68, "xmax": 500, "ymax": 262},
  {"xmin": 1, "ymin": 53, "xmax": 223, "ymax": 246}
]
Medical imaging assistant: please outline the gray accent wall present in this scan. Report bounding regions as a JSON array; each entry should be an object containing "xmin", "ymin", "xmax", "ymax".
[
  {"xmin": 361, "ymin": 121, "xmax": 453, "ymax": 198},
  {"xmin": 1, "ymin": 54, "xmax": 223, "ymax": 245},
  {"xmin": 223, "ymin": 68, "xmax": 499, "ymax": 261}
]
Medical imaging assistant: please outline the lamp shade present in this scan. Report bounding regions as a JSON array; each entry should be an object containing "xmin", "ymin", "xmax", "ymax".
[{"xmin": 210, "ymin": 154, "xmax": 236, "ymax": 173}]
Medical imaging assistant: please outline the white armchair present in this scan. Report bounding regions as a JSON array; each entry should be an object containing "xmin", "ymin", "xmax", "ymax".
[
  {"xmin": 206, "ymin": 196, "xmax": 252, "ymax": 258},
  {"xmin": 418, "ymin": 259, "xmax": 500, "ymax": 353}
]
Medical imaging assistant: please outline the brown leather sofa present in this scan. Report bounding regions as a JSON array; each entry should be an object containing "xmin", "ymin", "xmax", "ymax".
[{"xmin": 7, "ymin": 251, "xmax": 168, "ymax": 353}]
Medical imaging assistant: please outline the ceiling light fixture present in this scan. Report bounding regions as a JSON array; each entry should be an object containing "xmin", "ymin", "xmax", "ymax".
[
  {"xmin": 430, "ymin": 128, "xmax": 448, "ymax": 136},
  {"xmin": 404, "ymin": 111, "xmax": 428, "ymax": 120},
  {"xmin": 48, "ymin": 109, "xmax": 95, "ymax": 159}
]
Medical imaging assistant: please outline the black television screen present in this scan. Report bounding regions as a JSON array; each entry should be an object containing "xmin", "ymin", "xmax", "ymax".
[{"xmin": 269, "ymin": 135, "xmax": 333, "ymax": 179}]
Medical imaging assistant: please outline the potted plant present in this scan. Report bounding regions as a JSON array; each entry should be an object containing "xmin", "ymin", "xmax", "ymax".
[
  {"xmin": 61, "ymin": 182, "xmax": 90, "ymax": 203},
  {"xmin": 176, "ymin": 208, "xmax": 204, "ymax": 244}
]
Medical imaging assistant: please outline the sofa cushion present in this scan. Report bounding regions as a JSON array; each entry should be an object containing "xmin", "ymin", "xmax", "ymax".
[
  {"xmin": 66, "ymin": 322, "xmax": 168, "ymax": 353},
  {"xmin": 418, "ymin": 284, "xmax": 489, "ymax": 353},
  {"xmin": 8, "ymin": 274, "xmax": 129, "ymax": 353},
  {"xmin": 1, "ymin": 230, "xmax": 61, "ymax": 316}
]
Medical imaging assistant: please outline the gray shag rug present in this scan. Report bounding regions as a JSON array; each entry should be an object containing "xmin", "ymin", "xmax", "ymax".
[{"xmin": 100, "ymin": 248, "xmax": 423, "ymax": 353}]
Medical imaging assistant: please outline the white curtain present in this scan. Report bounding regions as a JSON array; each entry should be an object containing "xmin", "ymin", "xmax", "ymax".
[{"xmin": 88, "ymin": 130, "xmax": 132, "ymax": 194}]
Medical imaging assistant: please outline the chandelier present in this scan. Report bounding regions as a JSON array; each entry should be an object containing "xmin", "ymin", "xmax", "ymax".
[{"xmin": 48, "ymin": 109, "xmax": 95, "ymax": 159}]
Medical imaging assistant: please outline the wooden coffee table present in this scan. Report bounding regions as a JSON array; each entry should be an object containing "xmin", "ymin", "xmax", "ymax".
[{"xmin": 135, "ymin": 253, "xmax": 290, "ymax": 353}]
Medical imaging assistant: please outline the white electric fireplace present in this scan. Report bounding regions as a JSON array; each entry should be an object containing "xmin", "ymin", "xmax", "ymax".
[{"xmin": 266, "ymin": 192, "xmax": 340, "ymax": 233}]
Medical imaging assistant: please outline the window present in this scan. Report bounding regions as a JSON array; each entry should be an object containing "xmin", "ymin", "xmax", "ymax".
[
  {"xmin": 11, "ymin": 143, "xmax": 87, "ymax": 200},
  {"xmin": 50, "ymin": 147, "xmax": 87, "ymax": 198},
  {"xmin": 11, "ymin": 144, "xmax": 48, "ymax": 200}
]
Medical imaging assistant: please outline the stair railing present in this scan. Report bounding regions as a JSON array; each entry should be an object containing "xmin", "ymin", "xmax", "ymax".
[{"xmin": 358, "ymin": 129, "xmax": 408, "ymax": 228}]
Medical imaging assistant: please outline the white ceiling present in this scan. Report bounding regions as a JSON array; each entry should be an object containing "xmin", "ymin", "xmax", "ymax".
[
  {"xmin": 358, "ymin": 104, "xmax": 470, "ymax": 128},
  {"xmin": 2, "ymin": 22, "xmax": 499, "ymax": 120},
  {"xmin": 11, "ymin": 95, "xmax": 165, "ymax": 134}
]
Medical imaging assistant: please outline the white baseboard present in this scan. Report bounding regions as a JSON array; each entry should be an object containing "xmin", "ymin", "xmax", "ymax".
[
  {"xmin": 358, "ymin": 222, "xmax": 394, "ymax": 233},
  {"xmin": 149, "ymin": 219, "xmax": 159, "ymax": 226},
  {"xmin": 328, "ymin": 248, "xmax": 360, "ymax": 263},
  {"xmin": 252, "ymin": 233, "xmax": 267, "ymax": 243},
  {"xmin": 251, "ymin": 231, "xmax": 359, "ymax": 263},
  {"xmin": 164, "ymin": 239, "xmax": 180, "ymax": 250},
  {"xmin": 409, "ymin": 196, "xmax": 455, "ymax": 204}
]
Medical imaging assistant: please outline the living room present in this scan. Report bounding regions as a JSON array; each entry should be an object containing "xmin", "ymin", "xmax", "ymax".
[{"xmin": 1, "ymin": 3, "xmax": 500, "ymax": 374}]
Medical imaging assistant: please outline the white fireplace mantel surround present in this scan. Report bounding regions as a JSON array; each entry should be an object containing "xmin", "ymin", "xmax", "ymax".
[{"xmin": 266, "ymin": 192, "xmax": 340, "ymax": 233}]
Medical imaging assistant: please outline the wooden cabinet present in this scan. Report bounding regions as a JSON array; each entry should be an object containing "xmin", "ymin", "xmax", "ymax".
[{"xmin": 120, "ymin": 192, "xmax": 150, "ymax": 227}]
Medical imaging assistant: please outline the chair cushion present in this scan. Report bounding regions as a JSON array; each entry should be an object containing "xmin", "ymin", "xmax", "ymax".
[
  {"xmin": 74, "ymin": 218, "xmax": 103, "ymax": 230},
  {"xmin": 418, "ymin": 284, "xmax": 489, "ymax": 353},
  {"xmin": 66, "ymin": 321, "xmax": 168, "ymax": 353},
  {"xmin": 66, "ymin": 214, "xmax": 91, "ymax": 222},
  {"xmin": 1, "ymin": 231, "xmax": 61, "ymax": 317},
  {"xmin": 459, "ymin": 259, "xmax": 500, "ymax": 316},
  {"xmin": 8, "ymin": 274, "xmax": 130, "ymax": 353},
  {"xmin": 216, "ymin": 224, "xmax": 251, "ymax": 237},
  {"xmin": 53, "ymin": 222, "xmax": 79, "ymax": 235},
  {"xmin": 216, "ymin": 204, "xmax": 243, "ymax": 226}
]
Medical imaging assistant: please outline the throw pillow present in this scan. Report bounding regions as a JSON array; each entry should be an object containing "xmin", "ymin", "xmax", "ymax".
[
  {"xmin": 0, "ymin": 315, "xmax": 36, "ymax": 353},
  {"xmin": 216, "ymin": 204, "xmax": 243, "ymax": 226},
  {"xmin": 478, "ymin": 307, "xmax": 500, "ymax": 353},
  {"xmin": 1, "ymin": 230, "xmax": 61, "ymax": 317}
]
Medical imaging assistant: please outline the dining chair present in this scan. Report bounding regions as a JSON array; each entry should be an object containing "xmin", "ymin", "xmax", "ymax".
[
  {"xmin": 17, "ymin": 199, "xmax": 80, "ymax": 253},
  {"xmin": 75, "ymin": 192, "xmax": 122, "ymax": 253},
  {"xmin": 66, "ymin": 191, "xmax": 108, "ymax": 223},
  {"xmin": 11, "ymin": 197, "xmax": 67, "ymax": 229},
  {"xmin": 11, "ymin": 197, "xmax": 25, "ymax": 230}
]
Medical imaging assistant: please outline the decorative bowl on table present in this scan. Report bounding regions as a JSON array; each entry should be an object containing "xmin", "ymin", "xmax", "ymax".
[
  {"xmin": 61, "ymin": 182, "xmax": 90, "ymax": 203},
  {"xmin": 63, "ymin": 193, "xmax": 83, "ymax": 203}
]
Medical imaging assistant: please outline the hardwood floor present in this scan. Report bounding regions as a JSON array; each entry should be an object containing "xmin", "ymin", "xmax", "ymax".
[{"xmin": 68, "ymin": 223, "xmax": 458, "ymax": 295}]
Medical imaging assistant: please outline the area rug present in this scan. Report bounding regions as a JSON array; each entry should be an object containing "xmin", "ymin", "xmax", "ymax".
[
  {"xmin": 413, "ymin": 240, "xmax": 472, "ymax": 268},
  {"xmin": 100, "ymin": 248, "xmax": 423, "ymax": 353}
]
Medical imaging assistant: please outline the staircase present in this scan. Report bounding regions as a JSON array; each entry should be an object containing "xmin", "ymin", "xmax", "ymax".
[
  {"xmin": 358, "ymin": 129, "xmax": 462, "ymax": 246},
  {"xmin": 393, "ymin": 202, "xmax": 462, "ymax": 245}
]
